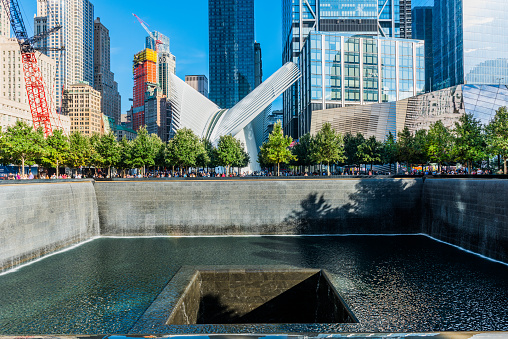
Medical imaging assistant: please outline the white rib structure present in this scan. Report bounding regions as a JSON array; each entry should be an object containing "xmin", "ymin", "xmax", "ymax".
[{"xmin": 209, "ymin": 62, "xmax": 301, "ymax": 144}]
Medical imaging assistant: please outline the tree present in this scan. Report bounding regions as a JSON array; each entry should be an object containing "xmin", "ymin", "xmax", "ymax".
[
  {"xmin": 311, "ymin": 123, "xmax": 345, "ymax": 176},
  {"xmin": 258, "ymin": 121, "xmax": 295, "ymax": 176},
  {"xmin": 291, "ymin": 133, "xmax": 314, "ymax": 169},
  {"xmin": 344, "ymin": 133, "xmax": 365, "ymax": 170},
  {"xmin": 197, "ymin": 138, "xmax": 214, "ymax": 171},
  {"xmin": 96, "ymin": 132, "xmax": 121, "ymax": 178},
  {"xmin": 68, "ymin": 131, "xmax": 92, "ymax": 171},
  {"xmin": 397, "ymin": 126, "xmax": 414, "ymax": 171},
  {"xmin": 216, "ymin": 134, "xmax": 244, "ymax": 175},
  {"xmin": 382, "ymin": 131, "xmax": 398, "ymax": 173},
  {"xmin": 413, "ymin": 129, "xmax": 429, "ymax": 169},
  {"xmin": 356, "ymin": 136, "xmax": 382, "ymax": 172},
  {"xmin": 117, "ymin": 137, "xmax": 133, "ymax": 177},
  {"xmin": 485, "ymin": 106, "xmax": 508, "ymax": 174},
  {"xmin": 452, "ymin": 113, "xmax": 486, "ymax": 174},
  {"xmin": 42, "ymin": 129, "xmax": 69, "ymax": 177},
  {"xmin": 167, "ymin": 128, "xmax": 205, "ymax": 175},
  {"xmin": 3, "ymin": 121, "xmax": 45, "ymax": 176},
  {"xmin": 426, "ymin": 120, "xmax": 452, "ymax": 171}
]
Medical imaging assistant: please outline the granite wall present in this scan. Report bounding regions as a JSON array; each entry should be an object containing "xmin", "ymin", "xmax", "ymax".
[
  {"xmin": 94, "ymin": 179, "xmax": 423, "ymax": 236},
  {"xmin": 423, "ymin": 179, "xmax": 508, "ymax": 263},
  {"xmin": 0, "ymin": 181, "xmax": 100, "ymax": 272}
]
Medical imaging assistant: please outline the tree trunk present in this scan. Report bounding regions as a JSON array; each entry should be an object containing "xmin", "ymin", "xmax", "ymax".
[
  {"xmin": 504, "ymin": 156, "xmax": 507, "ymax": 175},
  {"xmin": 21, "ymin": 157, "xmax": 25, "ymax": 177},
  {"xmin": 56, "ymin": 159, "xmax": 59, "ymax": 178},
  {"xmin": 327, "ymin": 161, "xmax": 330, "ymax": 176},
  {"xmin": 277, "ymin": 163, "xmax": 280, "ymax": 176},
  {"xmin": 108, "ymin": 166, "xmax": 111, "ymax": 178}
]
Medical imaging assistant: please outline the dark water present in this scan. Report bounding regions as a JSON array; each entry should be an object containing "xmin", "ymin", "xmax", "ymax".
[{"xmin": 0, "ymin": 235, "xmax": 507, "ymax": 334}]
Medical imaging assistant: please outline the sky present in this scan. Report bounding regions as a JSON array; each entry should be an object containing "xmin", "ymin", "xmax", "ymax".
[
  {"xmin": 18, "ymin": 0, "xmax": 284, "ymax": 113},
  {"xmin": 17, "ymin": 0, "xmax": 432, "ymax": 114}
]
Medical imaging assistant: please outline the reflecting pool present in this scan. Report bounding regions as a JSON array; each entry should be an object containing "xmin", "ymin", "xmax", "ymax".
[{"xmin": 0, "ymin": 235, "xmax": 506, "ymax": 334}]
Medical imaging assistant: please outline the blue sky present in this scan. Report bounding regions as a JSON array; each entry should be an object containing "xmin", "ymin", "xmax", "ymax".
[{"xmin": 19, "ymin": 0, "xmax": 283, "ymax": 113}]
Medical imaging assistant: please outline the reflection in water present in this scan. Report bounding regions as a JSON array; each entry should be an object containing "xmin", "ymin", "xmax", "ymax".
[{"xmin": 0, "ymin": 236, "xmax": 506, "ymax": 334}]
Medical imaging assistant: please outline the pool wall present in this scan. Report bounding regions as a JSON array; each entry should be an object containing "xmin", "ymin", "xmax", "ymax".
[
  {"xmin": 0, "ymin": 181, "xmax": 100, "ymax": 272},
  {"xmin": 1, "ymin": 178, "xmax": 507, "ymax": 272},
  {"xmin": 423, "ymin": 179, "xmax": 508, "ymax": 263},
  {"xmin": 93, "ymin": 179, "xmax": 423, "ymax": 236}
]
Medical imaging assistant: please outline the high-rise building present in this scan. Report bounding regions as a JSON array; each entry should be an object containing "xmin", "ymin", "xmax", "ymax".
[
  {"xmin": 94, "ymin": 17, "xmax": 121, "ymax": 125},
  {"xmin": 433, "ymin": 0, "xmax": 508, "ymax": 90},
  {"xmin": 0, "ymin": 2, "xmax": 9, "ymax": 38},
  {"xmin": 282, "ymin": 0, "xmax": 413, "ymax": 137},
  {"xmin": 62, "ymin": 83, "xmax": 104, "ymax": 136},
  {"xmin": 0, "ymin": 36, "xmax": 70, "ymax": 133},
  {"xmin": 209, "ymin": 0, "xmax": 255, "ymax": 109},
  {"xmin": 34, "ymin": 0, "xmax": 94, "ymax": 110},
  {"xmin": 145, "ymin": 31, "xmax": 176, "ymax": 98},
  {"xmin": 412, "ymin": 6, "xmax": 433, "ymax": 92},
  {"xmin": 144, "ymin": 87, "xmax": 167, "ymax": 141},
  {"xmin": 185, "ymin": 75, "xmax": 209, "ymax": 98},
  {"xmin": 132, "ymin": 49, "xmax": 157, "ymax": 131}
]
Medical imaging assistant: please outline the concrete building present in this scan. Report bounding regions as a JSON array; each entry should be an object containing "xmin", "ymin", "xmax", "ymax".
[
  {"xmin": 145, "ymin": 87, "xmax": 167, "ymax": 141},
  {"xmin": 0, "ymin": 2, "xmax": 9, "ymax": 38},
  {"xmin": 209, "ymin": 0, "xmax": 255, "ymax": 109},
  {"xmin": 34, "ymin": 0, "xmax": 95, "ymax": 110},
  {"xmin": 93, "ymin": 17, "xmax": 121, "ymax": 125},
  {"xmin": 62, "ymin": 83, "xmax": 104, "ymax": 136},
  {"xmin": 115, "ymin": 124, "xmax": 137, "ymax": 141},
  {"xmin": 185, "ymin": 75, "xmax": 208, "ymax": 98},
  {"xmin": 132, "ymin": 49, "xmax": 157, "ymax": 131},
  {"xmin": 0, "ymin": 36, "xmax": 70, "ymax": 133}
]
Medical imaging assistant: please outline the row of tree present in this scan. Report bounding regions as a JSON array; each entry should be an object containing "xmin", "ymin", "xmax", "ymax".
[
  {"xmin": 0, "ymin": 122, "xmax": 250, "ymax": 177},
  {"xmin": 258, "ymin": 107, "xmax": 508, "ymax": 175}
]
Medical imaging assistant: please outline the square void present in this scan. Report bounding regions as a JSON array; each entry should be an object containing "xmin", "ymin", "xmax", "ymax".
[{"xmin": 167, "ymin": 269, "xmax": 357, "ymax": 325}]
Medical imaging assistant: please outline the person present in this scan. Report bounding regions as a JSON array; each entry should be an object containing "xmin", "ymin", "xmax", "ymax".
[{"xmin": 28, "ymin": 173, "xmax": 34, "ymax": 180}]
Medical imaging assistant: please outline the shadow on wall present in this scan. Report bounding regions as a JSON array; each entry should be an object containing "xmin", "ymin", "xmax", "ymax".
[{"xmin": 284, "ymin": 179, "xmax": 422, "ymax": 234}]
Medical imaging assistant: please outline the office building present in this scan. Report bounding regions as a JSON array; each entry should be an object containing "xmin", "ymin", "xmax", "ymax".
[
  {"xmin": 94, "ymin": 17, "xmax": 121, "ymax": 125},
  {"xmin": 185, "ymin": 75, "xmax": 209, "ymax": 98},
  {"xmin": 0, "ymin": 36, "xmax": 70, "ymax": 133},
  {"xmin": 296, "ymin": 32, "xmax": 424, "ymax": 137},
  {"xmin": 412, "ymin": 6, "xmax": 433, "ymax": 92},
  {"xmin": 264, "ymin": 110, "xmax": 283, "ymax": 142},
  {"xmin": 62, "ymin": 83, "xmax": 104, "ymax": 136},
  {"xmin": 145, "ymin": 31, "xmax": 176, "ymax": 98},
  {"xmin": 0, "ymin": 2, "xmax": 9, "ymax": 38},
  {"xmin": 209, "ymin": 0, "xmax": 255, "ymax": 109},
  {"xmin": 433, "ymin": 0, "xmax": 508, "ymax": 90},
  {"xmin": 145, "ymin": 87, "xmax": 167, "ymax": 141},
  {"xmin": 132, "ymin": 49, "xmax": 157, "ymax": 131},
  {"xmin": 282, "ymin": 0, "xmax": 413, "ymax": 137},
  {"xmin": 34, "ymin": 0, "xmax": 94, "ymax": 110}
]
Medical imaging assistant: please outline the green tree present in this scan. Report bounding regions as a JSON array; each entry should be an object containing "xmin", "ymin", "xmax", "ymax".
[
  {"xmin": 117, "ymin": 137, "xmax": 133, "ymax": 177},
  {"xmin": 485, "ymin": 106, "xmax": 508, "ymax": 174},
  {"xmin": 68, "ymin": 131, "xmax": 92, "ymax": 171},
  {"xmin": 344, "ymin": 133, "xmax": 365, "ymax": 170},
  {"xmin": 426, "ymin": 120, "xmax": 452, "ymax": 171},
  {"xmin": 197, "ymin": 138, "xmax": 214, "ymax": 171},
  {"xmin": 291, "ymin": 133, "xmax": 314, "ymax": 168},
  {"xmin": 452, "ymin": 113, "xmax": 486, "ymax": 174},
  {"xmin": 3, "ymin": 121, "xmax": 45, "ymax": 176},
  {"xmin": 356, "ymin": 135, "xmax": 382, "ymax": 172},
  {"xmin": 413, "ymin": 129, "xmax": 429, "ymax": 169},
  {"xmin": 397, "ymin": 126, "xmax": 414, "ymax": 171},
  {"xmin": 88, "ymin": 133, "xmax": 103, "ymax": 175},
  {"xmin": 258, "ymin": 121, "xmax": 295, "ymax": 176},
  {"xmin": 216, "ymin": 134, "xmax": 244, "ymax": 175},
  {"xmin": 42, "ymin": 129, "xmax": 69, "ymax": 177},
  {"xmin": 96, "ymin": 132, "xmax": 121, "ymax": 178},
  {"xmin": 382, "ymin": 131, "xmax": 398, "ymax": 173},
  {"xmin": 311, "ymin": 123, "xmax": 345, "ymax": 176},
  {"xmin": 130, "ymin": 127, "xmax": 163, "ymax": 175},
  {"xmin": 167, "ymin": 128, "xmax": 205, "ymax": 175}
]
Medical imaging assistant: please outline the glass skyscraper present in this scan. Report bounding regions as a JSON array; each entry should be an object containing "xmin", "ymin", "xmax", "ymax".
[
  {"xmin": 209, "ymin": 0, "xmax": 255, "ymax": 109},
  {"xmin": 433, "ymin": 0, "xmax": 508, "ymax": 90},
  {"xmin": 282, "ymin": 0, "xmax": 412, "ymax": 137},
  {"xmin": 412, "ymin": 6, "xmax": 433, "ymax": 92}
]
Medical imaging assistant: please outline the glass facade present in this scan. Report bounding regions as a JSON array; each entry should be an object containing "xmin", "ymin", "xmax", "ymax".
[
  {"xmin": 282, "ymin": 0, "xmax": 411, "ymax": 138},
  {"xmin": 412, "ymin": 6, "xmax": 433, "ymax": 92},
  {"xmin": 433, "ymin": 0, "xmax": 508, "ymax": 90},
  {"xmin": 209, "ymin": 0, "xmax": 255, "ymax": 109},
  {"xmin": 298, "ymin": 31, "xmax": 424, "ymax": 136}
]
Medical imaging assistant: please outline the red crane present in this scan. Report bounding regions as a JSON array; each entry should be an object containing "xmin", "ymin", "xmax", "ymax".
[
  {"xmin": 1, "ymin": 0, "xmax": 62, "ymax": 136},
  {"xmin": 133, "ymin": 13, "xmax": 162, "ymax": 52}
]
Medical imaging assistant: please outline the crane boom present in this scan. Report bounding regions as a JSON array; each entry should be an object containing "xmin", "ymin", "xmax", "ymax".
[
  {"xmin": 0, "ymin": 0, "xmax": 62, "ymax": 136},
  {"xmin": 133, "ymin": 13, "xmax": 162, "ymax": 52}
]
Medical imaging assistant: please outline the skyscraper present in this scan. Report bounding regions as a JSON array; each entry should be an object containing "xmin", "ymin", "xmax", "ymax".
[
  {"xmin": 132, "ymin": 49, "xmax": 157, "ymax": 131},
  {"xmin": 185, "ymin": 75, "xmax": 209, "ymax": 98},
  {"xmin": 94, "ymin": 17, "xmax": 121, "ymax": 124},
  {"xmin": 34, "ymin": 0, "xmax": 95, "ymax": 110},
  {"xmin": 433, "ymin": 0, "xmax": 508, "ymax": 90},
  {"xmin": 283, "ymin": 0, "xmax": 410, "ymax": 137},
  {"xmin": 209, "ymin": 0, "xmax": 255, "ymax": 109},
  {"xmin": 412, "ymin": 6, "xmax": 433, "ymax": 92},
  {"xmin": 146, "ymin": 31, "xmax": 176, "ymax": 98},
  {"xmin": 0, "ymin": 2, "xmax": 9, "ymax": 38}
]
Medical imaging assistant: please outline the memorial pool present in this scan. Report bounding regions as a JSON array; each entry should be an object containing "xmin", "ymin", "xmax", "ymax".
[{"xmin": 0, "ymin": 235, "xmax": 506, "ymax": 334}]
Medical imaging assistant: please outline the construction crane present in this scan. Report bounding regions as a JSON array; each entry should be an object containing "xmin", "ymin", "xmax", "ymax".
[
  {"xmin": 1, "ymin": 0, "xmax": 62, "ymax": 136},
  {"xmin": 133, "ymin": 13, "xmax": 162, "ymax": 52}
]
